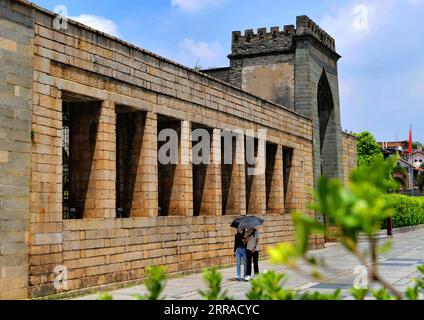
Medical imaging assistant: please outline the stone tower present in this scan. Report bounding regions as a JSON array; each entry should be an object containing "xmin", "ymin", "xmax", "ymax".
[{"xmin": 203, "ymin": 16, "xmax": 345, "ymax": 189}]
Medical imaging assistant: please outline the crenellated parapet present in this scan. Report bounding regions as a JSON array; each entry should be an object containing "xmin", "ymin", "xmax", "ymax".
[
  {"xmin": 296, "ymin": 15, "xmax": 335, "ymax": 51},
  {"xmin": 231, "ymin": 25, "xmax": 295, "ymax": 56},
  {"xmin": 230, "ymin": 15, "xmax": 336, "ymax": 57}
]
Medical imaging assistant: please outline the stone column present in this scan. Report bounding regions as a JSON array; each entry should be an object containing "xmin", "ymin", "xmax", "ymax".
[
  {"xmin": 266, "ymin": 145, "xmax": 285, "ymax": 214},
  {"xmin": 246, "ymin": 135, "xmax": 266, "ymax": 216},
  {"xmin": 85, "ymin": 100, "xmax": 116, "ymax": 219},
  {"xmin": 198, "ymin": 128, "xmax": 222, "ymax": 216},
  {"xmin": 225, "ymin": 131, "xmax": 246, "ymax": 216},
  {"xmin": 168, "ymin": 120, "xmax": 193, "ymax": 216},
  {"xmin": 130, "ymin": 112, "xmax": 158, "ymax": 217}
]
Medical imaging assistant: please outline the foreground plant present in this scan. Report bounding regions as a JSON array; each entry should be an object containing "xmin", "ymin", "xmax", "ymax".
[
  {"xmin": 133, "ymin": 266, "xmax": 167, "ymax": 300},
  {"xmin": 268, "ymin": 157, "xmax": 423, "ymax": 300},
  {"xmin": 198, "ymin": 267, "xmax": 232, "ymax": 300},
  {"xmin": 246, "ymin": 271, "xmax": 295, "ymax": 300}
]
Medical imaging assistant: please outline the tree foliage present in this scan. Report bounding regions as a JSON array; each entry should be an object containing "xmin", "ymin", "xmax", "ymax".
[{"xmin": 354, "ymin": 131, "xmax": 383, "ymax": 167}]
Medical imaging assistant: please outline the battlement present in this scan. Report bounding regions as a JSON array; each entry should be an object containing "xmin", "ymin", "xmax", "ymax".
[
  {"xmin": 296, "ymin": 15, "xmax": 335, "ymax": 51},
  {"xmin": 231, "ymin": 25, "xmax": 295, "ymax": 56},
  {"xmin": 231, "ymin": 16, "xmax": 336, "ymax": 56}
]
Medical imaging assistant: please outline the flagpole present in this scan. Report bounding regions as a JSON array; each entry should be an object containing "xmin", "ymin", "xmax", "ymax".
[{"xmin": 409, "ymin": 125, "xmax": 414, "ymax": 196}]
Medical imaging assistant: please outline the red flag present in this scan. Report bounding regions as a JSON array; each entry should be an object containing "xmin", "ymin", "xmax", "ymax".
[{"xmin": 408, "ymin": 125, "xmax": 413, "ymax": 155}]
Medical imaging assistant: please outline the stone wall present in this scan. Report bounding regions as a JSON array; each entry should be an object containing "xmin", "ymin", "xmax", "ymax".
[
  {"xmin": 240, "ymin": 55, "xmax": 295, "ymax": 109},
  {"xmin": 0, "ymin": 0, "xmax": 34, "ymax": 299},
  {"xmin": 342, "ymin": 132, "xmax": 357, "ymax": 186},
  {"xmin": 25, "ymin": 3, "xmax": 318, "ymax": 298},
  {"xmin": 201, "ymin": 67, "xmax": 229, "ymax": 83},
  {"xmin": 294, "ymin": 29, "xmax": 344, "ymax": 188},
  {"xmin": 61, "ymin": 215, "xmax": 294, "ymax": 293}
]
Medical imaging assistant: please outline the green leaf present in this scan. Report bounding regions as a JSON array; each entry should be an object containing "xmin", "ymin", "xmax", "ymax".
[
  {"xmin": 268, "ymin": 243, "xmax": 299, "ymax": 267},
  {"xmin": 378, "ymin": 239, "xmax": 393, "ymax": 255},
  {"xmin": 405, "ymin": 287, "xmax": 419, "ymax": 300},
  {"xmin": 246, "ymin": 271, "xmax": 295, "ymax": 300},
  {"xmin": 134, "ymin": 266, "xmax": 166, "ymax": 300},
  {"xmin": 371, "ymin": 288, "xmax": 397, "ymax": 300},
  {"xmin": 198, "ymin": 268, "xmax": 232, "ymax": 300},
  {"xmin": 349, "ymin": 287, "xmax": 369, "ymax": 300},
  {"xmin": 98, "ymin": 292, "xmax": 113, "ymax": 300},
  {"xmin": 300, "ymin": 289, "xmax": 341, "ymax": 300}
]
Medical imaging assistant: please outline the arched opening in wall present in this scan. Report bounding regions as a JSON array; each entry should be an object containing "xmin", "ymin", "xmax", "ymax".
[{"xmin": 317, "ymin": 70, "xmax": 335, "ymax": 176}]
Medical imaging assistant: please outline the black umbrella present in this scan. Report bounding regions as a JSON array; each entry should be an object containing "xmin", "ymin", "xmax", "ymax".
[{"xmin": 230, "ymin": 216, "xmax": 264, "ymax": 229}]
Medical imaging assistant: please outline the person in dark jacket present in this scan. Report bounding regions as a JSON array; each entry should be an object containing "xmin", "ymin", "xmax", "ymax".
[{"xmin": 234, "ymin": 228, "xmax": 247, "ymax": 281}]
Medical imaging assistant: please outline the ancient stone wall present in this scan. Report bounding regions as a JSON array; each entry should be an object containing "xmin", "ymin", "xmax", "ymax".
[
  {"xmin": 201, "ymin": 67, "xmax": 229, "ymax": 83},
  {"xmin": 0, "ymin": 0, "xmax": 34, "ymax": 299},
  {"xmin": 342, "ymin": 132, "xmax": 357, "ymax": 186},
  {"xmin": 24, "ymin": 3, "xmax": 318, "ymax": 298}
]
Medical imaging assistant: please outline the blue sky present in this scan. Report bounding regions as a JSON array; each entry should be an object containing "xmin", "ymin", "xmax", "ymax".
[{"xmin": 31, "ymin": 0, "xmax": 424, "ymax": 143}]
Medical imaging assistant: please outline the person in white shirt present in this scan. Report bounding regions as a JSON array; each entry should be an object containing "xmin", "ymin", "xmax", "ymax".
[{"xmin": 244, "ymin": 227, "xmax": 260, "ymax": 280}]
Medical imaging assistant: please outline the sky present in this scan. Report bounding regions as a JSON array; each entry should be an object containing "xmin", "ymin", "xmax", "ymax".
[{"xmin": 31, "ymin": 0, "xmax": 424, "ymax": 143}]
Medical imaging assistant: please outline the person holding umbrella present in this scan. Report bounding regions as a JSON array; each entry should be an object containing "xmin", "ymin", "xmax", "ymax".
[
  {"xmin": 245, "ymin": 227, "xmax": 260, "ymax": 281},
  {"xmin": 230, "ymin": 216, "xmax": 264, "ymax": 281}
]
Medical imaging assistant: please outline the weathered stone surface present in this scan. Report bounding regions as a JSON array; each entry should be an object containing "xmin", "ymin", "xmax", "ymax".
[{"xmin": 0, "ymin": 0, "xmax": 34, "ymax": 300}]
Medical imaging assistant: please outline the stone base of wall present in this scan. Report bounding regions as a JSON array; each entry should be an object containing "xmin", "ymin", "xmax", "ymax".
[{"xmin": 29, "ymin": 214, "xmax": 296, "ymax": 298}]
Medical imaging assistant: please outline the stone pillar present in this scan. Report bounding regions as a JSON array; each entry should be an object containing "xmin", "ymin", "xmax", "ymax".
[
  {"xmin": 130, "ymin": 112, "xmax": 158, "ymax": 217},
  {"xmin": 266, "ymin": 145, "xmax": 285, "ymax": 215},
  {"xmin": 84, "ymin": 100, "xmax": 116, "ymax": 219},
  {"xmin": 282, "ymin": 147, "xmax": 297, "ymax": 214},
  {"xmin": 224, "ymin": 131, "xmax": 246, "ymax": 216},
  {"xmin": 168, "ymin": 120, "xmax": 193, "ymax": 216},
  {"xmin": 198, "ymin": 128, "xmax": 222, "ymax": 216},
  {"xmin": 246, "ymin": 136, "xmax": 266, "ymax": 216}
]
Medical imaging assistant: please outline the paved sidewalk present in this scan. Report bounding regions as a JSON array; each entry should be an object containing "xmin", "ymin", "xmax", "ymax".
[{"xmin": 76, "ymin": 229, "xmax": 424, "ymax": 300}]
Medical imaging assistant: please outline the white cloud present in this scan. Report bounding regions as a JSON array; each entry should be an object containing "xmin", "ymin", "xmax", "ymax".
[
  {"xmin": 179, "ymin": 38, "xmax": 224, "ymax": 67},
  {"xmin": 171, "ymin": 0, "xmax": 227, "ymax": 12},
  {"xmin": 320, "ymin": 1, "xmax": 395, "ymax": 56},
  {"xmin": 71, "ymin": 14, "xmax": 119, "ymax": 37},
  {"xmin": 320, "ymin": 0, "xmax": 422, "ymax": 57}
]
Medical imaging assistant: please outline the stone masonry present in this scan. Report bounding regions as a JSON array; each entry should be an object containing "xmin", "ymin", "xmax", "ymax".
[
  {"xmin": 0, "ymin": 0, "xmax": 33, "ymax": 299},
  {"xmin": 203, "ymin": 16, "xmax": 355, "ymax": 224},
  {"xmin": 0, "ymin": 0, "xmax": 356, "ymax": 299}
]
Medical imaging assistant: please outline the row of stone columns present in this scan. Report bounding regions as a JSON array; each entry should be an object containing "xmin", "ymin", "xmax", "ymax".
[{"xmin": 74, "ymin": 101, "xmax": 287, "ymax": 219}]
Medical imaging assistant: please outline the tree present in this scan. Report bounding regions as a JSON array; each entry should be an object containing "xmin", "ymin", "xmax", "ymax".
[
  {"xmin": 354, "ymin": 131, "xmax": 383, "ymax": 167},
  {"xmin": 392, "ymin": 164, "xmax": 408, "ymax": 190}
]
